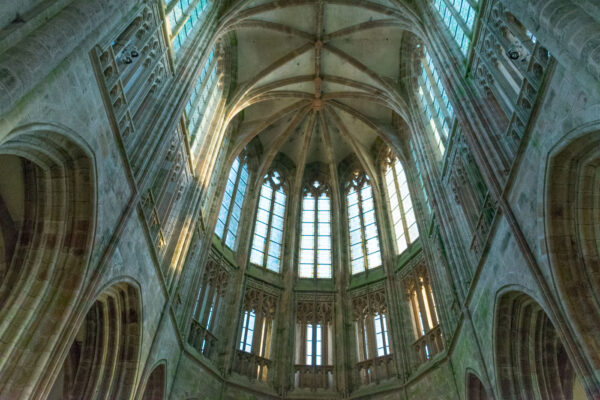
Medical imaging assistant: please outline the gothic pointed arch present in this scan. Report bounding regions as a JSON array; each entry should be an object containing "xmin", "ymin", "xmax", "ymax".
[
  {"xmin": 140, "ymin": 362, "xmax": 167, "ymax": 400},
  {"xmin": 47, "ymin": 281, "xmax": 142, "ymax": 400},
  {"xmin": 0, "ymin": 125, "xmax": 96, "ymax": 398},
  {"xmin": 493, "ymin": 289, "xmax": 583, "ymax": 400},
  {"xmin": 546, "ymin": 128, "xmax": 600, "ymax": 372},
  {"xmin": 466, "ymin": 372, "xmax": 490, "ymax": 400}
]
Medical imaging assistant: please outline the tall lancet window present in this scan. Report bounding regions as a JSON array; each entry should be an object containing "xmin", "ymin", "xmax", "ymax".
[
  {"xmin": 184, "ymin": 49, "xmax": 219, "ymax": 151},
  {"xmin": 215, "ymin": 156, "xmax": 249, "ymax": 249},
  {"xmin": 250, "ymin": 170, "xmax": 287, "ymax": 272},
  {"xmin": 384, "ymin": 156, "xmax": 419, "ymax": 254},
  {"xmin": 165, "ymin": 0, "xmax": 211, "ymax": 54},
  {"xmin": 418, "ymin": 47, "xmax": 455, "ymax": 157},
  {"xmin": 299, "ymin": 180, "xmax": 332, "ymax": 279},
  {"xmin": 433, "ymin": 0, "xmax": 478, "ymax": 56},
  {"xmin": 347, "ymin": 171, "xmax": 382, "ymax": 275}
]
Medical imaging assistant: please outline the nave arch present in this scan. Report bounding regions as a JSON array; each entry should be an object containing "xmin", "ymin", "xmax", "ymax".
[
  {"xmin": 0, "ymin": 124, "xmax": 96, "ymax": 397},
  {"xmin": 47, "ymin": 281, "xmax": 142, "ymax": 400},
  {"xmin": 546, "ymin": 126, "xmax": 600, "ymax": 375},
  {"xmin": 493, "ymin": 289, "xmax": 587, "ymax": 400}
]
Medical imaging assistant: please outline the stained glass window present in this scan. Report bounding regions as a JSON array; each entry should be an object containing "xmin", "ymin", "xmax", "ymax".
[
  {"xmin": 166, "ymin": 0, "xmax": 211, "ymax": 54},
  {"xmin": 347, "ymin": 171, "xmax": 382, "ymax": 274},
  {"xmin": 250, "ymin": 171, "xmax": 287, "ymax": 272},
  {"xmin": 384, "ymin": 157, "xmax": 419, "ymax": 254},
  {"xmin": 214, "ymin": 156, "xmax": 249, "ymax": 249},
  {"xmin": 299, "ymin": 181, "xmax": 332, "ymax": 279},
  {"xmin": 433, "ymin": 0, "xmax": 478, "ymax": 56}
]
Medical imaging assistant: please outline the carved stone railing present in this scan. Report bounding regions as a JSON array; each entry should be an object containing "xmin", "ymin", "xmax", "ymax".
[
  {"xmin": 470, "ymin": 193, "xmax": 498, "ymax": 255},
  {"xmin": 355, "ymin": 354, "xmax": 396, "ymax": 385},
  {"xmin": 232, "ymin": 350, "xmax": 272, "ymax": 382},
  {"xmin": 413, "ymin": 325, "xmax": 444, "ymax": 365},
  {"xmin": 188, "ymin": 319, "xmax": 217, "ymax": 359},
  {"xmin": 293, "ymin": 365, "xmax": 334, "ymax": 390}
]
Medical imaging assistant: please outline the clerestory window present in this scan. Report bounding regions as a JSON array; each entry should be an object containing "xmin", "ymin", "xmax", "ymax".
[
  {"xmin": 417, "ymin": 47, "xmax": 455, "ymax": 157},
  {"xmin": 165, "ymin": 0, "xmax": 211, "ymax": 54},
  {"xmin": 347, "ymin": 171, "xmax": 382, "ymax": 275},
  {"xmin": 184, "ymin": 49, "xmax": 219, "ymax": 150},
  {"xmin": 433, "ymin": 0, "xmax": 478, "ymax": 56},
  {"xmin": 215, "ymin": 156, "xmax": 249, "ymax": 249},
  {"xmin": 384, "ymin": 157, "xmax": 419, "ymax": 254},
  {"xmin": 250, "ymin": 170, "xmax": 287, "ymax": 272},
  {"xmin": 299, "ymin": 181, "xmax": 332, "ymax": 279}
]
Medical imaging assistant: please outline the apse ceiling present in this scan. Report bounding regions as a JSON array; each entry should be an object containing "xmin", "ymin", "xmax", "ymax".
[{"xmin": 219, "ymin": 0, "xmax": 422, "ymax": 174}]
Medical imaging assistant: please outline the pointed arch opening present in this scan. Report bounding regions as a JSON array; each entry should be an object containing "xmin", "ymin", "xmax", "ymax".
[
  {"xmin": 0, "ymin": 128, "xmax": 96, "ymax": 396},
  {"xmin": 494, "ymin": 290, "xmax": 585, "ymax": 400},
  {"xmin": 546, "ymin": 130, "xmax": 600, "ymax": 370},
  {"xmin": 48, "ymin": 282, "xmax": 141, "ymax": 400}
]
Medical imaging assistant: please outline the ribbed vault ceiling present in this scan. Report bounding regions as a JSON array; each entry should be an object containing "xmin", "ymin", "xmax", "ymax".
[{"xmin": 220, "ymin": 0, "xmax": 422, "ymax": 176}]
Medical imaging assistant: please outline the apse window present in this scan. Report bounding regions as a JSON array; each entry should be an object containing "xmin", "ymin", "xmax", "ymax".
[
  {"xmin": 374, "ymin": 313, "xmax": 391, "ymax": 357},
  {"xmin": 405, "ymin": 268, "xmax": 444, "ymax": 363},
  {"xmin": 417, "ymin": 48, "xmax": 455, "ymax": 157},
  {"xmin": 299, "ymin": 181, "xmax": 332, "ymax": 279},
  {"xmin": 346, "ymin": 171, "xmax": 382, "ymax": 275},
  {"xmin": 250, "ymin": 170, "xmax": 287, "ymax": 272},
  {"xmin": 239, "ymin": 310, "xmax": 256, "ymax": 353},
  {"xmin": 384, "ymin": 157, "xmax": 419, "ymax": 254},
  {"xmin": 214, "ymin": 156, "xmax": 249, "ymax": 250},
  {"xmin": 305, "ymin": 324, "xmax": 323, "ymax": 365},
  {"xmin": 166, "ymin": 0, "xmax": 211, "ymax": 54}
]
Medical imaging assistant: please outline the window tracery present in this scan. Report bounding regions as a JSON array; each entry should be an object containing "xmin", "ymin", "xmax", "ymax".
[
  {"xmin": 382, "ymin": 154, "xmax": 419, "ymax": 255},
  {"xmin": 346, "ymin": 170, "xmax": 382, "ymax": 275},
  {"xmin": 294, "ymin": 295, "xmax": 335, "ymax": 390},
  {"xmin": 189, "ymin": 259, "xmax": 229, "ymax": 359},
  {"xmin": 234, "ymin": 285, "xmax": 279, "ymax": 382},
  {"xmin": 299, "ymin": 178, "xmax": 332, "ymax": 279},
  {"xmin": 473, "ymin": 2, "xmax": 551, "ymax": 159},
  {"xmin": 250, "ymin": 170, "xmax": 287, "ymax": 273},
  {"xmin": 403, "ymin": 263, "xmax": 444, "ymax": 364},
  {"xmin": 215, "ymin": 154, "xmax": 249, "ymax": 250},
  {"xmin": 351, "ymin": 287, "xmax": 395, "ymax": 384}
]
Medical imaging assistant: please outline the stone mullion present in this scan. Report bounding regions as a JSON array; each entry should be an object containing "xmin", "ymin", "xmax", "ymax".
[{"xmin": 356, "ymin": 188, "xmax": 369, "ymax": 271}]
